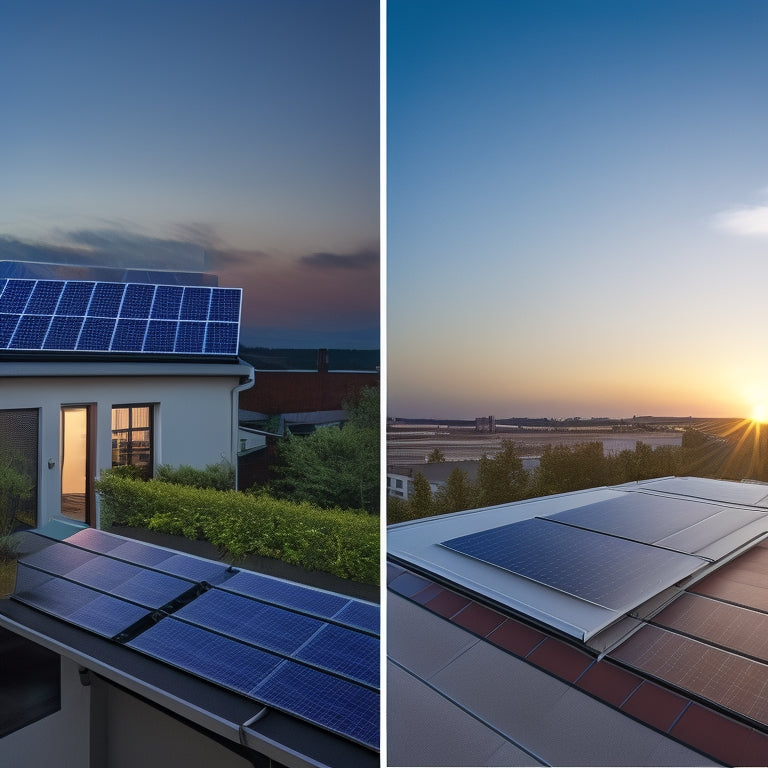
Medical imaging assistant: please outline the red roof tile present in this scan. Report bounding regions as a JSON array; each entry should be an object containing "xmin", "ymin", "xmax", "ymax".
[
  {"xmin": 452, "ymin": 602, "xmax": 505, "ymax": 637},
  {"xmin": 575, "ymin": 660, "xmax": 643, "ymax": 707},
  {"xmin": 670, "ymin": 703, "xmax": 753, "ymax": 765},
  {"xmin": 620, "ymin": 681, "xmax": 689, "ymax": 733},
  {"xmin": 487, "ymin": 618, "xmax": 546, "ymax": 657},
  {"xmin": 526, "ymin": 637, "xmax": 593, "ymax": 683}
]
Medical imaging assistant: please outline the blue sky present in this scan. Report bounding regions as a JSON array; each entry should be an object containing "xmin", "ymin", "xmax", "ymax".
[
  {"xmin": 0, "ymin": 0, "xmax": 379, "ymax": 348},
  {"xmin": 388, "ymin": 0, "xmax": 768, "ymax": 418}
]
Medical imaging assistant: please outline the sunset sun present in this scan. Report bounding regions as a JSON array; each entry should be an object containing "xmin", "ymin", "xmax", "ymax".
[{"xmin": 751, "ymin": 402, "xmax": 768, "ymax": 424}]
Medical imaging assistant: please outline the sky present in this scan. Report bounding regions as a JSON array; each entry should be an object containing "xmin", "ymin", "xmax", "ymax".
[
  {"xmin": 0, "ymin": 0, "xmax": 379, "ymax": 349},
  {"xmin": 387, "ymin": 0, "xmax": 768, "ymax": 420}
]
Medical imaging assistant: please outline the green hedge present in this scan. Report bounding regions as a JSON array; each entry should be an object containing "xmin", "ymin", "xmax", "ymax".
[{"xmin": 95, "ymin": 474, "xmax": 379, "ymax": 584}]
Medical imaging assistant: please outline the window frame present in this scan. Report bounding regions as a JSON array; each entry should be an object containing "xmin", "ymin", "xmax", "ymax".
[{"xmin": 111, "ymin": 404, "xmax": 155, "ymax": 478}]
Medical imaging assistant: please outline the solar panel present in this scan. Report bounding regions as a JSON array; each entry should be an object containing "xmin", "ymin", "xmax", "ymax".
[
  {"xmin": 221, "ymin": 571, "xmax": 351, "ymax": 621},
  {"xmin": 175, "ymin": 589, "xmax": 323, "ymax": 655},
  {"xmin": 332, "ymin": 600, "xmax": 380, "ymax": 634},
  {"xmin": 441, "ymin": 517, "xmax": 708, "ymax": 610},
  {"xmin": 294, "ymin": 623, "xmax": 379, "ymax": 687},
  {"xmin": 547, "ymin": 494, "xmax": 723, "ymax": 546},
  {"xmin": 250, "ymin": 660, "xmax": 379, "ymax": 749},
  {"xmin": 0, "ymin": 279, "xmax": 241, "ymax": 355}
]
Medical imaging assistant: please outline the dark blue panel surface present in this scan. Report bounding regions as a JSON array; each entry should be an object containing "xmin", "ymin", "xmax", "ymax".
[
  {"xmin": 127, "ymin": 618, "xmax": 283, "ymax": 693},
  {"xmin": 77, "ymin": 317, "xmax": 116, "ymax": 350},
  {"xmin": 547, "ymin": 494, "xmax": 722, "ymax": 547},
  {"xmin": 295, "ymin": 624, "xmax": 379, "ymax": 687},
  {"xmin": 0, "ymin": 280, "xmax": 34, "ymax": 312},
  {"xmin": 111, "ymin": 318, "xmax": 148, "ymax": 351},
  {"xmin": 251, "ymin": 660, "xmax": 379, "ymax": 749},
  {"xmin": 58, "ymin": 282, "xmax": 94, "ymax": 315},
  {"xmin": 441, "ymin": 517, "xmax": 707, "ymax": 609},
  {"xmin": 66, "ymin": 526, "xmax": 126, "ymax": 553},
  {"xmin": 43, "ymin": 315, "xmax": 83, "ymax": 349},
  {"xmin": 144, "ymin": 320, "xmax": 177, "ymax": 352},
  {"xmin": 0, "ymin": 314, "xmax": 20, "ymax": 345},
  {"xmin": 110, "ymin": 569, "xmax": 193, "ymax": 608},
  {"xmin": 332, "ymin": 601, "xmax": 380, "ymax": 635},
  {"xmin": 27, "ymin": 281, "xmax": 64, "ymax": 314},
  {"xmin": 120, "ymin": 283, "xmax": 155, "ymax": 318},
  {"xmin": 151, "ymin": 285, "xmax": 183, "ymax": 319},
  {"xmin": 222, "ymin": 571, "xmax": 349, "ymax": 619},
  {"xmin": 90, "ymin": 282, "xmax": 125, "ymax": 317},
  {"xmin": 204, "ymin": 322, "xmax": 238, "ymax": 354},
  {"xmin": 180, "ymin": 287, "xmax": 211, "ymax": 320},
  {"xmin": 108, "ymin": 539, "xmax": 179, "ymax": 567},
  {"xmin": 208, "ymin": 289, "xmax": 240, "ymax": 322},
  {"xmin": 22, "ymin": 541, "xmax": 98, "ymax": 575},
  {"xmin": 9, "ymin": 314, "xmax": 52, "ymax": 348},
  {"xmin": 174, "ymin": 321, "xmax": 205, "ymax": 353},
  {"xmin": 152, "ymin": 553, "xmax": 228, "ymax": 583},
  {"xmin": 175, "ymin": 589, "xmax": 322, "ymax": 655}
]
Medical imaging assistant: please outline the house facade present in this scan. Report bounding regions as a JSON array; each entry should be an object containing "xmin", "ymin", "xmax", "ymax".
[{"xmin": 0, "ymin": 274, "xmax": 253, "ymax": 528}]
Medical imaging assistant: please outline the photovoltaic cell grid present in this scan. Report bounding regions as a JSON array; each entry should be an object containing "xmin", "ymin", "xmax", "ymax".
[
  {"xmin": 15, "ymin": 530, "xmax": 380, "ymax": 750},
  {"xmin": 440, "ymin": 517, "xmax": 708, "ymax": 610},
  {"xmin": 0, "ymin": 278, "xmax": 240, "ymax": 355}
]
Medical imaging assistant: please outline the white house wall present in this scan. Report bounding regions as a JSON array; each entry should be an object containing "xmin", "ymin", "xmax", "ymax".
[{"xmin": 1, "ymin": 374, "xmax": 242, "ymax": 527}]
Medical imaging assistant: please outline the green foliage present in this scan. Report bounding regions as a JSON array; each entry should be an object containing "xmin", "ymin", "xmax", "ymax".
[
  {"xmin": 433, "ymin": 467, "xmax": 473, "ymax": 515},
  {"xmin": 409, "ymin": 472, "xmax": 433, "ymax": 518},
  {"xmin": 0, "ymin": 453, "xmax": 33, "ymax": 562},
  {"xmin": 95, "ymin": 472, "xmax": 378, "ymax": 583},
  {"xmin": 427, "ymin": 448, "xmax": 446, "ymax": 463},
  {"xmin": 155, "ymin": 460, "xmax": 235, "ymax": 491},
  {"xmin": 531, "ymin": 441, "xmax": 611, "ymax": 496},
  {"xmin": 475, "ymin": 440, "xmax": 528, "ymax": 507},
  {"xmin": 271, "ymin": 386, "xmax": 379, "ymax": 513}
]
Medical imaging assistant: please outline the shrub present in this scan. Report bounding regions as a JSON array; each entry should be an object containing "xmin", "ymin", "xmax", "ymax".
[
  {"xmin": 154, "ymin": 460, "xmax": 235, "ymax": 491},
  {"xmin": 95, "ymin": 471, "xmax": 378, "ymax": 584}
]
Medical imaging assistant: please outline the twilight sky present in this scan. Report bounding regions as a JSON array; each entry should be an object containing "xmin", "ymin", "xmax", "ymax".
[
  {"xmin": 0, "ymin": 0, "xmax": 379, "ymax": 348},
  {"xmin": 387, "ymin": 0, "xmax": 768, "ymax": 420}
]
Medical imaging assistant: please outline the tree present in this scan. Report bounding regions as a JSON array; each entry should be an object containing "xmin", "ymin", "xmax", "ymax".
[
  {"xmin": 427, "ymin": 447, "xmax": 446, "ymax": 463},
  {"xmin": 475, "ymin": 440, "xmax": 528, "ymax": 507},
  {"xmin": 434, "ymin": 467, "xmax": 474, "ymax": 514},
  {"xmin": 270, "ymin": 386, "xmax": 379, "ymax": 513},
  {"xmin": 409, "ymin": 472, "xmax": 433, "ymax": 519}
]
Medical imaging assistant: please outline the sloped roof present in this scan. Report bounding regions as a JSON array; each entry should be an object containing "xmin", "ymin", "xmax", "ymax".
[
  {"xmin": 387, "ymin": 476, "xmax": 768, "ymax": 766},
  {"xmin": 0, "ymin": 526, "xmax": 379, "ymax": 767}
]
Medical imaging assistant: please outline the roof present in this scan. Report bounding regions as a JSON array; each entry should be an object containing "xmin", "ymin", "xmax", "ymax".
[
  {"xmin": 387, "ymin": 476, "xmax": 768, "ymax": 766},
  {"xmin": 0, "ymin": 526, "xmax": 379, "ymax": 767}
]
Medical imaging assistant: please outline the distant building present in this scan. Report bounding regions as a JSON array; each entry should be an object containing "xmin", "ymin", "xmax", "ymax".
[{"xmin": 475, "ymin": 415, "xmax": 496, "ymax": 433}]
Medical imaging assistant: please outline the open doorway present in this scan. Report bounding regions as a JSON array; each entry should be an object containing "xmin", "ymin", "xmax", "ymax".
[{"xmin": 61, "ymin": 405, "xmax": 95, "ymax": 524}]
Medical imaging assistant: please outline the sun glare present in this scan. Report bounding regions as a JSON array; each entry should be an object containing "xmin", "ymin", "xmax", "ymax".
[{"xmin": 751, "ymin": 402, "xmax": 768, "ymax": 424}]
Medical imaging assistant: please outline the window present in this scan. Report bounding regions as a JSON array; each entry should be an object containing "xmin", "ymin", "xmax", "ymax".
[
  {"xmin": 111, "ymin": 405, "xmax": 153, "ymax": 478},
  {"xmin": 0, "ymin": 408, "xmax": 39, "ymax": 528},
  {"xmin": 0, "ymin": 627, "xmax": 60, "ymax": 736}
]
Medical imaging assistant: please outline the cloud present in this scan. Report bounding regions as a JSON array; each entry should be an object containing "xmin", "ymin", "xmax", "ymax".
[
  {"xmin": 713, "ymin": 201, "xmax": 768, "ymax": 239},
  {"xmin": 300, "ymin": 248, "xmax": 379, "ymax": 270}
]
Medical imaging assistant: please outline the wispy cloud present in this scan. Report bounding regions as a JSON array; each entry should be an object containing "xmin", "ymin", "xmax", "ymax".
[
  {"xmin": 713, "ymin": 194, "xmax": 768, "ymax": 238},
  {"xmin": 300, "ymin": 248, "xmax": 379, "ymax": 270}
]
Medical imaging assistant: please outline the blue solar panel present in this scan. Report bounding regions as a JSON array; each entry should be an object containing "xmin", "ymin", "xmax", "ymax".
[
  {"xmin": 110, "ymin": 570, "xmax": 193, "ymax": 609},
  {"xmin": 9, "ymin": 314, "xmax": 51, "ymax": 348},
  {"xmin": 175, "ymin": 589, "xmax": 323, "ymax": 655},
  {"xmin": 250, "ymin": 661, "xmax": 379, "ymax": 749},
  {"xmin": 120, "ymin": 283, "xmax": 155, "ymax": 318},
  {"xmin": 0, "ymin": 279, "xmax": 240, "ymax": 356},
  {"xmin": 66, "ymin": 527, "xmax": 125, "ymax": 553},
  {"xmin": 441, "ymin": 517, "xmax": 708, "ymax": 610},
  {"xmin": 77, "ymin": 317, "xmax": 115, "ymax": 350},
  {"xmin": 295, "ymin": 624, "xmax": 379, "ymax": 687},
  {"xmin": 0, "ymin": 279, "xmax": 34, "ymax": 312},
  {"xmin": 332, "ymin": 601, "xmax": 380, "ymax": 634},
  {"xmin": 152, "ymin": 553, "xmax": 228, "ymax": 583},
  {"xmin": 180, "ymin": 287, "xmax": 211, "ymax": 320},
  {"xmin": 221, "ymin": 571, "xmax": 350, "ymax": 620},
  {"xmin": 58, "ymin": 281, "xmax": 94, "ymax": 315},
  {"xmin": 22, "ymin": 541, "xmax": 98, "ymax": 575},
  {"xmin": 43, "ymin": 315, "xmax": 83, "ymax": 349},
  {"xmin": 27, "ymin": 281, "xmax": 64, "ymax": 314},
  {"xmin": 108, "ymin": 539, "xmax": 175, "ymax": 567},
  {"xmin": 89, "ymin": 282, "xmax": 125, "ymax": 317},
  {"xmin": 127, "ymin": 618, "xmax": 283, "ymax": 693}
]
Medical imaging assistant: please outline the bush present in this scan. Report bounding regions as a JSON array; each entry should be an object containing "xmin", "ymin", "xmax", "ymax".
[
  {"xmin": 155, "ymin": 460, "xmax": 235, "ymax": 491},
  {"xmin": 95, "ymin": 471, "xmax": 378, "ymax": 584}
]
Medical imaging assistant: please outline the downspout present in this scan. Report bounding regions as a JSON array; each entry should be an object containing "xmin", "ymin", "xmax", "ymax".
[{"xmin": 231, "ymin": 361, "xmax": 255, "ymax": 490}]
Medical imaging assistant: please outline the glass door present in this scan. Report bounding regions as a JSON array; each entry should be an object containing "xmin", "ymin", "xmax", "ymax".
[{"xmin": 61, "ymin": 406, "xmax": 93, "ymax": 524}]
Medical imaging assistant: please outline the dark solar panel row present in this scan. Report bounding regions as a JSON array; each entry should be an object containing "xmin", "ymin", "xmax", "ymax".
[
  {"xmin": 0, "ymin": 279, "xmax": 240, "ymax": 355},
  {"xmin": 126, "ymin": 617, "xmax": 379, "ymax": 749},
  {"xmin": 441, "ymin": 517, "xmax": 707, "ymax": 609}
]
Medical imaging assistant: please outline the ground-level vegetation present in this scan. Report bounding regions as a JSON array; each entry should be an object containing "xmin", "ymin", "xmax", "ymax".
[{"xmin": 388, "ymin": 424, "xmax": 768, "ymax": 524}]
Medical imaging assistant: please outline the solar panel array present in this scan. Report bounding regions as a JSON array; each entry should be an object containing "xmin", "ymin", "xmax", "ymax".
[
  {"xmin": 13, "ymin": 530, "xmax": 379, "ymax": 751},
  {"xmin": 441, "ymin": 516, "xmax": 708, "ymax": 610},
  {"xmin": 0, "ymin": 278, "xmax": 241, "ymax": 356}
]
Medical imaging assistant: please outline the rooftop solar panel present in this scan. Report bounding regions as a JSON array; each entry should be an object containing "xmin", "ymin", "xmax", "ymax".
[
  {"xmin": 441, "ymin": 517, "xmax": 708, "ymax": 610},
  {"xmin": 0, "ymin": 278, "xmax": 240, "ymax": 356},
  {"xmin": 332, "ymin": 600, "xmax": 381, "ymax": 634}
]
